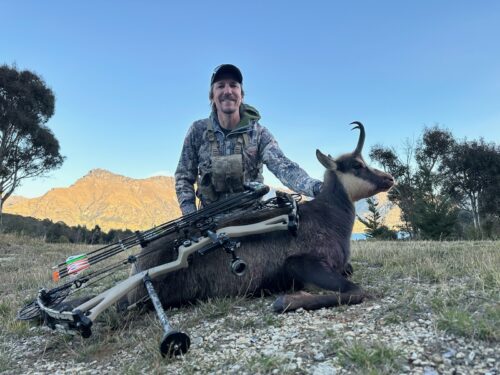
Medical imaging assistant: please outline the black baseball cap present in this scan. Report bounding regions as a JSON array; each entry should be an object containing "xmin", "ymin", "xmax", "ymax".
[{"xmin": 210, "ymin": 64, "xmax": 243, "ymax": 85}]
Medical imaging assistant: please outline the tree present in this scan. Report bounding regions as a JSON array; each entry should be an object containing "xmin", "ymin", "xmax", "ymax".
[
  {"xmin": 89, "ymin": 224, "xmax": 102, "ymax": 244},
  {"xmin": 413, "ymin": 197, "xmax": 458, "ymax": 240},
  {"xmin": 441, "ymin": 139, "xmax": 500, "ymax": 236},
  {"xmin": 0, "ymin": 65, "xmax": 64, "ymax": 224},
  {"xmin": 370, "ymin": 126, "xmax": 458, "ymax": 239},
  {"xmin": 369, "ymin": 140, "xmax": 416, "ymax": 236},
  {"xmin": 357, "ymin": 197, "xmax": 397, "ymax": 240}
]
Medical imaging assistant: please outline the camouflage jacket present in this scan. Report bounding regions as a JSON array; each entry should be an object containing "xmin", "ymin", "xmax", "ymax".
[{"xmin": 175, "ymin": 104, "xmax": 322, "ymax": 215}]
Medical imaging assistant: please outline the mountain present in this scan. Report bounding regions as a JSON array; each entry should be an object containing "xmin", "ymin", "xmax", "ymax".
[
  {"xmin": 4, "ymin": 169, "xmax": 401, "ymax": 233},
  {"xmin": 4, "ymin": 169, "xmax": 181, "ymax": 232}
]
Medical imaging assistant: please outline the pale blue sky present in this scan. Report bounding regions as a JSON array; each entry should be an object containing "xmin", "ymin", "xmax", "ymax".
[{"xmin": 1, "ymin": 1, "xmax": 499, "ymax": 197}]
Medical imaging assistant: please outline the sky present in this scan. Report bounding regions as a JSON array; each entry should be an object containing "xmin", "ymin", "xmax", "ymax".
[{"xmin": 1, "ymin": 1, "xmax": 499, "ymax": 198}]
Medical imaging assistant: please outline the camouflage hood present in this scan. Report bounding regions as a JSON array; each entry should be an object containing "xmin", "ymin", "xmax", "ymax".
[{"xmin": 210, "ymin": 104, "xmax": 261, "ymax": 133}]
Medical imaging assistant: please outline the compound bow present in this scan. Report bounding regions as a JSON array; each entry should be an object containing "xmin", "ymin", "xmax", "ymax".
[{"xmin": 17, "ymin": 183, "xmax": 299, "ymax": 357}]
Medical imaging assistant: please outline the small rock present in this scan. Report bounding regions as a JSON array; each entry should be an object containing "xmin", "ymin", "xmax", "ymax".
[
  {"xmin": 431, "ymin": 354, "xmax": 443, "ymax": 364},
  {"xmin": 283, "ymin": 363, "xmax": 297, "ymax": 371},
  {"xmin": 468, "ymin": 351, "xmax": 475, "ymax": 362},
  {"xmin": 443, "ymin": 349, "xmax": 456, "ymax": 358},
  {"xmin": 230, "ymin": 364, "xmax": 241, "ymax": 372},
  {"xmin": 423, "ymin": 367, "xmax": 438, "ymax": 375},
  {"xmin": 456, "ymin": 352, "xmax": 465, "ymax": 359},
  {"xmin": 312, "ymin": 363, "xmax": 337, "ymax": 375},
  {"xmin": 236, "ymin": 337, "xmax": 249, "ymax": 345},
  {"xmin": 192, "ymin": 336, "xmax": 203, "ymax": 346},
  {"xmin": 314, "ymin": 352, "xmax": 325, "ymax": 361},
  {"xmin": 262, "ymin": 348, "xmax": 275, "ymax": 357}
]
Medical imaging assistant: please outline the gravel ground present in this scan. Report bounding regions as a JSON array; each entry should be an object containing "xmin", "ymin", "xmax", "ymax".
[
  {"xmin": 3, "ymin": 281, "xmax": 498, "ymax": 374},
  {"xmin": 2, "ymin": 240, "xmax": 498, "ymax": 374}
]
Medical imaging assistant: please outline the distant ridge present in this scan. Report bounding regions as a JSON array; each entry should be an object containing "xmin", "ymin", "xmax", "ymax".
[
  {"xmin": 5, "ymin": 169, "xmax": 401, "ymax": 233},
  {"xmin": 4, "ymin": 169, "xmax": 181, "ymax": 232}
]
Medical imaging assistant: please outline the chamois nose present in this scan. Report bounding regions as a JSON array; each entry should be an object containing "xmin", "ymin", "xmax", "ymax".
[{"xmin": 384, "ymin": 175, "xmax": 395, "ymax": 186}]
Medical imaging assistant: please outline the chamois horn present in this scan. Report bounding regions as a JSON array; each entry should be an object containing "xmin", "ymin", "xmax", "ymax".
[{"xmin": 350, "ymin": 121, "xmax": 365, "ymax": 155}]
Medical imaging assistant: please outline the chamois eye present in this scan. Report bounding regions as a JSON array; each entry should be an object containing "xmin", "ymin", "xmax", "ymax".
[{"xmin": 353, "ymin": 162, "xmax": 363, "ymax": 169}]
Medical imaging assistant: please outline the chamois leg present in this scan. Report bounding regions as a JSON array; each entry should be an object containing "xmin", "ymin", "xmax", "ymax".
[
  {"xmin": 342, "ymin": 262, "xmax": 354, "ymax": 278},
  {"xmin": 273, "ymin": 255, "xmax": 366, "ymax": 312}
]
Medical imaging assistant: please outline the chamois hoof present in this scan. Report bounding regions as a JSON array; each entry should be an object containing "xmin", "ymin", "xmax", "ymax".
[
  {"xmin": 360, "ymin": 290, "xmax": 378, "ymax": 301},
  {"xmin": 342, "ymin": 262, "xmax": 354, "ymax": 278},
  {"xmin": 272, "ymin": 295, "xmax": 290, "ymax": 313}
]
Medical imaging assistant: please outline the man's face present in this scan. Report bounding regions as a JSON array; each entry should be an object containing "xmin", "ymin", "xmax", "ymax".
[{"xmin": 211, "ymin": 77, "xmax": 243, "ymax": 115}]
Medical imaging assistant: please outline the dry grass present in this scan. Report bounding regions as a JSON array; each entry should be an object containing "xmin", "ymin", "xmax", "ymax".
[
  {"xmin": 0, "ymin": 234, "xmax": 498, "ymax": 373},
  {"xmin": 353, "ymin": 240, "xmax": 499, "ymax": 342}
]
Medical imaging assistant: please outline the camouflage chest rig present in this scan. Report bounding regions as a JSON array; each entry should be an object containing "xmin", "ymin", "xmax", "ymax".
[{"xmin": 198, "ymin": 120, "xmax": 251, "ymax": 205}]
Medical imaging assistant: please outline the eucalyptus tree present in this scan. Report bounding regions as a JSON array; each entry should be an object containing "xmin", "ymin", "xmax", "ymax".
[
  {"xmin": 370, "ymin": 126, "xmax": 457, "ymax": 239},
  {"xmin": 441, "ymin": 138, "xmax": 500, "ymax": 236},
  {"xmin": 0, "ymin": 65, "xmax": 64, "ymax": 224}
]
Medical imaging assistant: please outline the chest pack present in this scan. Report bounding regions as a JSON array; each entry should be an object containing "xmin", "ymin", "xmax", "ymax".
[{"xmin": 199, "ymin": 121, "xmax": 250, "ymax": 204}]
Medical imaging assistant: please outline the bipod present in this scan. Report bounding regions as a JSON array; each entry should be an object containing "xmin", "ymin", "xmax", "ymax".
[{"xmin": 143, "ymin": 274, "xmax": 190, "ymax": 357}]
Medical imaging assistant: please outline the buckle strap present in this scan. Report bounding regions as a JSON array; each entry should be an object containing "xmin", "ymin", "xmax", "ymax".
[
  {"xmin": 206, "ymin": 119, "xmax": 249, "ymax": 156},
  {"xmin": 205, "ymin": 120, "xmax": 220, "ymax": 157}
]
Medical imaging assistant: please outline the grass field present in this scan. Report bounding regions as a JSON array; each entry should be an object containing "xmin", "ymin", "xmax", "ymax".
[{"xmin": 0, "ymin": 234, "xmax": 498, "ymax": 374}]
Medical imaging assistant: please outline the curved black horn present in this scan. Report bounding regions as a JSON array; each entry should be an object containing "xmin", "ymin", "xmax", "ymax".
[{"xmin": 350, "ymin": 121, "xmax": 365, "ymax": 155}]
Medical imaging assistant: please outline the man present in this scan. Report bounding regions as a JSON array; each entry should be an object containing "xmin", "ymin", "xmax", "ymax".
[{"xmin": 175, "ymin": 64, "xmax": 322, "ymax": 215}]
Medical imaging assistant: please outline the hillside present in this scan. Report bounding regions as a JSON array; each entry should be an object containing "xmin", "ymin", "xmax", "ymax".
[
  {"xmin": 4, "ymin": 169, "xmax": 181, "ymax": 232},
  {"xmin": 4, "ymin": 169, "xmax": 401, "ymax": 233}
]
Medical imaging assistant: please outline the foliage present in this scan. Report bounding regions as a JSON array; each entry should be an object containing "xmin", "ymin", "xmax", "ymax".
[
  {"xmin": 369, "ymin": 125, "xmax": 500, "ymax": 239},
  {"xmin": 413, "ymin": 197, "xmax": 458, "ymax": 240},
  {"xmin": 357, "ymin": 197, "xmax": 397, "ymax": 240},
  {"xmin": 1, "ymin": 213, "xmax": 133, "ymax": 244},
  {"xmin": 370, "ymin": 126, "xmax": 459, "ymax": 239},
  {"xmin": 440, "ymin": 138, "xmax": 500, "ymax": 236},
  {"xmin": 0, "ymin": 65, "xmax": 64, "ymax": 222}
]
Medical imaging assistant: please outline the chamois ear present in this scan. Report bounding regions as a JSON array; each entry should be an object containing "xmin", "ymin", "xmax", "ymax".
[{"xmin": 316, "ymin": 149, "xmax": 337, "ymax": 170}]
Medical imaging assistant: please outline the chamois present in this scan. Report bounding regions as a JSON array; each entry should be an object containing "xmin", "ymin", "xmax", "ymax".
[{"xmin": 129, "ymin": 122, "xmax": 394, "ymax": 312}]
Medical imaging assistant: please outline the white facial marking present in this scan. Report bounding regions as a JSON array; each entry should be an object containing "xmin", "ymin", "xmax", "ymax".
[{"xmin": 337, "ymin": 172, "xmax": 376, "ymax": 202}]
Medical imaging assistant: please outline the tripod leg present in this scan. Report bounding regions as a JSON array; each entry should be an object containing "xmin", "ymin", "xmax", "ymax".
[{"xmin": 143, "ymin": 274, "xmax": 190, "ymax": 357}]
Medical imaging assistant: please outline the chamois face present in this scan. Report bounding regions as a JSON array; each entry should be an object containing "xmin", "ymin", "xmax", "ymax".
[
  {"xmin": 316, "ymin": 122, "xmax": 394, "ymax": 202},
  {"xmin": 333, "ymin": 154, "xmax": 394, "ymax": 201}
]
